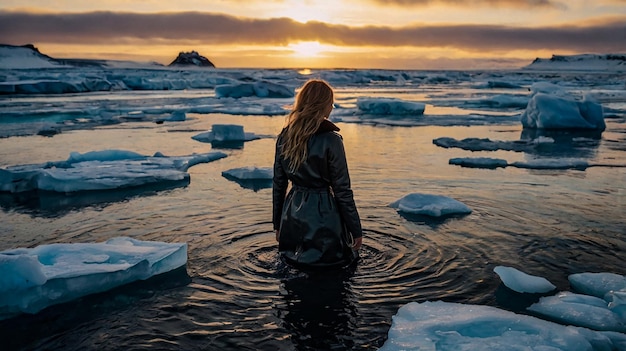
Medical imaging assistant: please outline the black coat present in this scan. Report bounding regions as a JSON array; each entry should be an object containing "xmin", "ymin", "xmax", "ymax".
[{"xmin": 273, "ymin": 119, "xmax": 362, "ymax": 269}]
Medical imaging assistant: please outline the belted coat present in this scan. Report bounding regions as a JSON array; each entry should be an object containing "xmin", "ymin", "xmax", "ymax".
[{"xmin": 272, "ymin": 119, "xmax": 362, "ymax": 269}]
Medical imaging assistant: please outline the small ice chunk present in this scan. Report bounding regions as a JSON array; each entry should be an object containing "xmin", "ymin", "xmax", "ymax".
[
  {"xmin": 222, "ymin": 167, "xmax": 272, "ymax": 180},
  {"xmin": 494, "ymin": 266, "xmax": 556, "ymax": 294},
  {"xmin": 449, "ymin": 157, "xmax": 508, "ymax": 169},
  {"xmin": 389, "ymin": 193, "xmax": 471, "ymax": 217}
]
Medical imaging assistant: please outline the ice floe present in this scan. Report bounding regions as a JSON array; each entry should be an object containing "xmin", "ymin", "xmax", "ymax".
[
  {"xmin": 389, "ymin": 193, "xmax": 472, "ymax": 217},
  {"xmin": 0, "ymin": 237, "xmax": 187, "ymax": 320},
  {"xmin": 0, "ymin": 150, "xmax": 227, "ymax": 193}
]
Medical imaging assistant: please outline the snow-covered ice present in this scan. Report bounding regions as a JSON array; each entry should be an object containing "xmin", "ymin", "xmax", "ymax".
[
  {"xmin": 389, "ymin": 193, "xmax": 472, "ymax": 217},
  {"xmin": 0, "ymin": 237, "xmax": 187, "ymax": 320},
  {"xmin": 0, "ymin": 150, "xmax": 227, "ymax": 193}
]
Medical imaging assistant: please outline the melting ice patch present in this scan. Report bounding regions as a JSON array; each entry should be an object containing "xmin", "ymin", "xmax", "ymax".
[
  {"xmin": 0, "ymin": 149, "xmax": 227, "ymax": 193},
  {"xmin": 389, "ymin": 193, "xmax": 472, "ymax": 217},
  {"xmin": 0, "ymin": 237, "xmax": 187, "ymax": 319}
]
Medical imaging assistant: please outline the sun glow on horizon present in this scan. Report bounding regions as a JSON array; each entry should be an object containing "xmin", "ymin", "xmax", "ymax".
[{"xmin": 288, "ymin": 41, "xmax": 324, "ymax": 58}]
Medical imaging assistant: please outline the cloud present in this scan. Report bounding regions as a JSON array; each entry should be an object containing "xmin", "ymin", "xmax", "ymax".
[
  {"xmin": 0, "ymin": 10, "xmax": 624, "ymax": 53},
  {"xmin": 362, "ymin": 0, "xmax": 564, "ymax": 8}
]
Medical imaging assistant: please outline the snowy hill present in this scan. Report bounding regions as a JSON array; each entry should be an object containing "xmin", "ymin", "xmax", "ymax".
[
  {"xmin": 0, "ymin": 44, "xmax": 61, "ymax": 69},
  {"xmin": 524, "ymin": 54, "xmax": 626, "ymax": 72},
  {"xmin": 0, "ymin": 44, "xmax": 164, "ymax": 69}
]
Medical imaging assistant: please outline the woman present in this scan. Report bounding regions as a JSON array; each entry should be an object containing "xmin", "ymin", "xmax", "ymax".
[{"xmin": 273, "ymin": 79, "xmax": 362, "ymax": 270}]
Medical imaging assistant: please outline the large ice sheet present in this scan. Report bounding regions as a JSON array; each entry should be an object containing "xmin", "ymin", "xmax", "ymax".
[
  {"xmin": 0, "ymin": 237, "xmax": 187, "ymax": 320},
  {"xmin": 0, "ymin": 150, "xmax": 227, "ymax": 193},
  {"xmin": 379, "ymin": 301, "xmax": 616, "ymax": 351}
]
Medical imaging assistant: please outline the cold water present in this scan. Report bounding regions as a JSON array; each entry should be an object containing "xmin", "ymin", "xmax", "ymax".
[{"xmin": 0, "ymin": 71, "xmax": 624, "ymax": 350}]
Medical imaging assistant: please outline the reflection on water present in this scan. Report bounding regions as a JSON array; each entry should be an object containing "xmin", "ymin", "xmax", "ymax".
[
  {"xmin": 277, "ymin": 270, "xmax": 359, "ymax": 351},
  {"xmin": 520, "ymin": 128, "xmax": 603, "ymax": 159}
]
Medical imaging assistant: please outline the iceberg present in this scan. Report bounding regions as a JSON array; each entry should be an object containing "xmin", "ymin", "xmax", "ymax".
[
  {"xmin": 389, "ymin": 193, "xmax": 472, "ymax": 217},
  {"xmin": 0, "ymin": 150, "xmax": 227, "ymax": 193},
  {"xmin": 0, "ymin": 237, "xmax": 187, "ymax": 320},
  {"xmin": 521, "ymin": 92, "xmax": 605, "ymax": 130}
]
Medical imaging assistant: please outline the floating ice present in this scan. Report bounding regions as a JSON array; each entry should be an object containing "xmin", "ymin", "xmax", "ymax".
[
  {"xmin": 521, "ymin": 92, "xmax": 605, "ymax": 130},
  {"xmin": 510, "ymin": 158, "xmax": 590, "ymax": 170},
  {"xmin": 449, "ymin": 157, "xmax": 508, "ymax": 169},
  {"xmin": 222, "ymin": 166, "xmax": 272, "ymax": 180},
  {"xmin": 0, "ymin": 237, "xmax": 187, "ymax": 320},
  {"xmin": 191, "ymin": 124, "xmax": 264, "ymax": 144},
  {"xmin": 569, "ymin": 272, "xmax": 626, "ymax": 298},
  {"xmin": 528, "ymin": 291, "xmax": 626, "ymax": 332},
  {"xmin": 378, "ymin": 301, "xmax": 619, "ymax": 351},
  {"xmin": 215, "ymin": 81, "xmax": 294, "ymax": 98},
  {"xmin": 389, "ymin": 193, "xmax": 471, "ymax": 217},
  {"xmin": 356, "ymin": 97, "xmax": 425, "ymax": 115},
  {"xmin": 494, "ymin": 266, "xmax": 556, "ymax": 294},
  {"xmin": 0, "ymin": 150, "xmax": 227, "ymax": 193},
  {"xmin": 433, "ymin": 137, "xmax": 536, "ymax": 152}
]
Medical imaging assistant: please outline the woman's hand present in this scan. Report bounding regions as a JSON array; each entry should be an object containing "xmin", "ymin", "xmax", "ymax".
[
  {"xmin": 275, "ymin": 230, "xmax": 280, "ymax": 242},
  {"xmin": 352, "ymin": 237, "xmax": 362, "ymax": 251}
]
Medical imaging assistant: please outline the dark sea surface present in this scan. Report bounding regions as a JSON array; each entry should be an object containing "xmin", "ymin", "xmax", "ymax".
[{"xmin": 0, "ymin": 68, "xmax": 625, "ymax": 350}]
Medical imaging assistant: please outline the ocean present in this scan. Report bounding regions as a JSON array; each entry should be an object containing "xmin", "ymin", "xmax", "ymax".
[{"xmin": 0, "ymin": 66, "xmax": 625, "ymax": 350}]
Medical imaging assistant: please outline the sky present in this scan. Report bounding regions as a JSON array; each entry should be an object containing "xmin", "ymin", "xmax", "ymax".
[{"xmin": 0, "ymin": 0, "xmax": 625, "ymax": 70}]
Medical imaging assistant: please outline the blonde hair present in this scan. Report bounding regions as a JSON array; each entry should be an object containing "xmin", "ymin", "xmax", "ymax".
[{"xmin": 281, "ymin": 79, "xmax": 334, "ymax": 172}]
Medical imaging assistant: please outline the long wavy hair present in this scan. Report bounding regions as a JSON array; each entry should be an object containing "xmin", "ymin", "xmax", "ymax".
[{"xmin": 281, "ymin": 79, "xmax": 334, "ymax": 172}]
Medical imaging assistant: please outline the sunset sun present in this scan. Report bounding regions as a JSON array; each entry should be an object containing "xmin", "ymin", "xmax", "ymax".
[{"xmin": 288, "ymin": 41, "xmax": 323, "ymax": 58}]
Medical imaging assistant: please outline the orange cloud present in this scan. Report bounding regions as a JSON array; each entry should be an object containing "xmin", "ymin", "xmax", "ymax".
[{"xmin": 0, "ymin": 10, "xmax": 624, "ymax": 53}]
